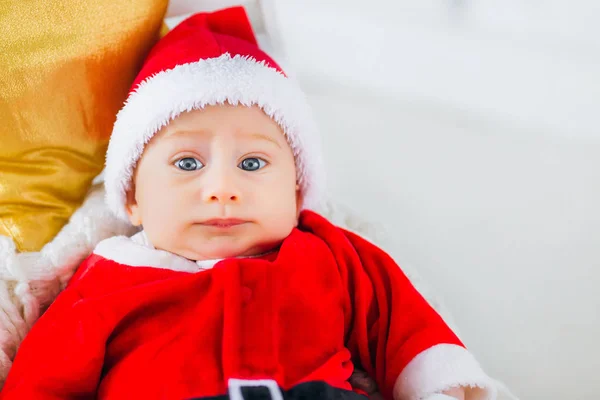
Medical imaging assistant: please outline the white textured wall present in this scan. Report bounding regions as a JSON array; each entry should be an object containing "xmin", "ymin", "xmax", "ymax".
[{"xmin": 169, "ymin": 1, "xmax": 600, "ymax": 399}]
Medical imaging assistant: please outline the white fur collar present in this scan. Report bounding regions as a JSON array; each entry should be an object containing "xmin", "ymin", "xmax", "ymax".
[
  {"xmin": 93, "ymin": 232, "xmax": 222, "ymax": 272},
  {"xmin": 93, "ymin": 231, "xmax": 273, "ymax": 272}
]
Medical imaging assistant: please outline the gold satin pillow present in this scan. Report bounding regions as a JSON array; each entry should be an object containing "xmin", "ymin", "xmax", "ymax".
[{"xmin": 0, "ymin": 0, "xmax": 169, "ymax": 251}]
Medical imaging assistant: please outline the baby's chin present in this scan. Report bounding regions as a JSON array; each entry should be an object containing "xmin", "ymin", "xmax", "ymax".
[{"xmin": 174, "ymin": 239, "xmax": 279, "ymax": 262}]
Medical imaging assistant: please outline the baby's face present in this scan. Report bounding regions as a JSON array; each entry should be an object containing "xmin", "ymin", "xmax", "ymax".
[{"xmin": 125, "ymin": 104, "xmax": 301, "ymax": 261}]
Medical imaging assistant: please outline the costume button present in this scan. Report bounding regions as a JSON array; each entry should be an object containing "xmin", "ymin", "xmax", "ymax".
[{"xmin": 241, "ymin": 286, "xmax": 252, "ymax": 303}]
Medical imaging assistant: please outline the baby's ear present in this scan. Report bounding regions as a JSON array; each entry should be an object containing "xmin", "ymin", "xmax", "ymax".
[
  {"xmin": 125, "ymin": 185, "xmax": 142, "ymax": 226},
  {"xmin": 295, "ymin": 184, "xmax": 303, "ymax": 217}
]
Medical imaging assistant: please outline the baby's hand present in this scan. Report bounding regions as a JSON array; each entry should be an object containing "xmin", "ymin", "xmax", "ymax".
[
  {"xmin": 424, "ymin": 387, "xmax": 466, "ymax": 400},
  {"xmin": 349, "ymin": 369, "xmax": 466, "ymax": 400},
  {"xmin": 441, "ymin": 386, "xmax": 466, "ymax": 400},
  {"xmin": 348, "ymin": 369, "xmax": 383, "ymax": 400}
]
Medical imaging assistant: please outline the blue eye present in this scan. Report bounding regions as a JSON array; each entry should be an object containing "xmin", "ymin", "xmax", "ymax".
[
  {"xmin": 238, "ymin": 157, "xmax": 267, "ymax": 171},
  {"xmin": 175, "ymin": 157, "xmax": 204, "ymax": 171}
]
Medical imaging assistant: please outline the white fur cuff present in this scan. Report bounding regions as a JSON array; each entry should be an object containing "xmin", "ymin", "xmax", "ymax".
[{"xmin": 393, "ymin": 344, "xmax": 498, "ymax": 400}]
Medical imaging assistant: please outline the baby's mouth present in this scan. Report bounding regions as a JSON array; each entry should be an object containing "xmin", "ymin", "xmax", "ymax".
[{"xmin": 199, "ymin": 218, "xmax": 249, "ymax": 228}]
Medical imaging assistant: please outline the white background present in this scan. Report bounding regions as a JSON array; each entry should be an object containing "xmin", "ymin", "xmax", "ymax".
[{"xmin": 168, "ymin": 1, "xmax": 600, "ymax": 399}]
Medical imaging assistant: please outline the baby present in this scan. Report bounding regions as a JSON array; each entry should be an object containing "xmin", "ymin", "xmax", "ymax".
[{"xmin": 0, "ymin": 7, "xmax": 496, "ymax": 400}]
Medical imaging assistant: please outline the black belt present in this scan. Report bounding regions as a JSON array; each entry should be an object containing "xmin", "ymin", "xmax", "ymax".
[{"xmin": 190, "ymin": 379, "xmax": 367, "ymax": 400}]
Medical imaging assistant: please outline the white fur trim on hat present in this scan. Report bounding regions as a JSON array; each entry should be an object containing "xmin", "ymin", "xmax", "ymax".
[{"xmin": 105, "ymin": 53, "xmax": 326, "ymax": 222}]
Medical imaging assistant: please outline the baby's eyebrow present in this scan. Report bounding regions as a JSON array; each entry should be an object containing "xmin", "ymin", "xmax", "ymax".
[
  {"xmin": 161, "ymin": 129, "xmax": 283, "ymax": 149},
  {"xmin": 162, "ymin": 128, "xmax": 210, "ymax": 138},
  {"xmin": 245, "ymin": 133, "xmax": 282, "ymax": 149}
]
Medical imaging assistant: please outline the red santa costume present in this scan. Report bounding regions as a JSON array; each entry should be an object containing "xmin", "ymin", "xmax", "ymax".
[{"xmin": 0, "ymin": 6, "xmax": 496, "ymax": 400}]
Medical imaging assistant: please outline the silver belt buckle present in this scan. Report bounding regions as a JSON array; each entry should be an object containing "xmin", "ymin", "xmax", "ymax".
[{"xmin": 228, "ymin": 378, "xmax": 284, "ymax": 400}]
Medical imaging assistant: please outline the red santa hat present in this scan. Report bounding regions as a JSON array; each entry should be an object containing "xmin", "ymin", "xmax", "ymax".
[{"xmin": 104, "ymin": 6, "xmax": 325, "ymax": 222}]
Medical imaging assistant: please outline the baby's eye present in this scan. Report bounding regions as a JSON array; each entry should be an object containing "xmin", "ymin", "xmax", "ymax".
[
  {"xmin": 238, "ymin": 157, "xmax": 267, "ymax": 171},
  {"xmin": 175, "ymin": 157, "xmax": 204, "ymax": 171}
]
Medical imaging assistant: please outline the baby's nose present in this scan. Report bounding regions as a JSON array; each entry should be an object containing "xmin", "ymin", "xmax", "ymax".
[
  {"xmin": 203, "ymin": 174, "xmax": 241, "ymax": 205},
  {"xmin": 207, "ymin": 191, "xmax": 239, "ymax": 204}
]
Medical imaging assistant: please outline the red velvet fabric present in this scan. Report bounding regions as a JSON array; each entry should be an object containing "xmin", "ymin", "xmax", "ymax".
[
  {"xmin": 1, "ymin": 211, "xmax": 462, "ymax": 400},
  {"xmin": 131, "ymin": 6, "xmax": 284, "ymax": 91}
]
